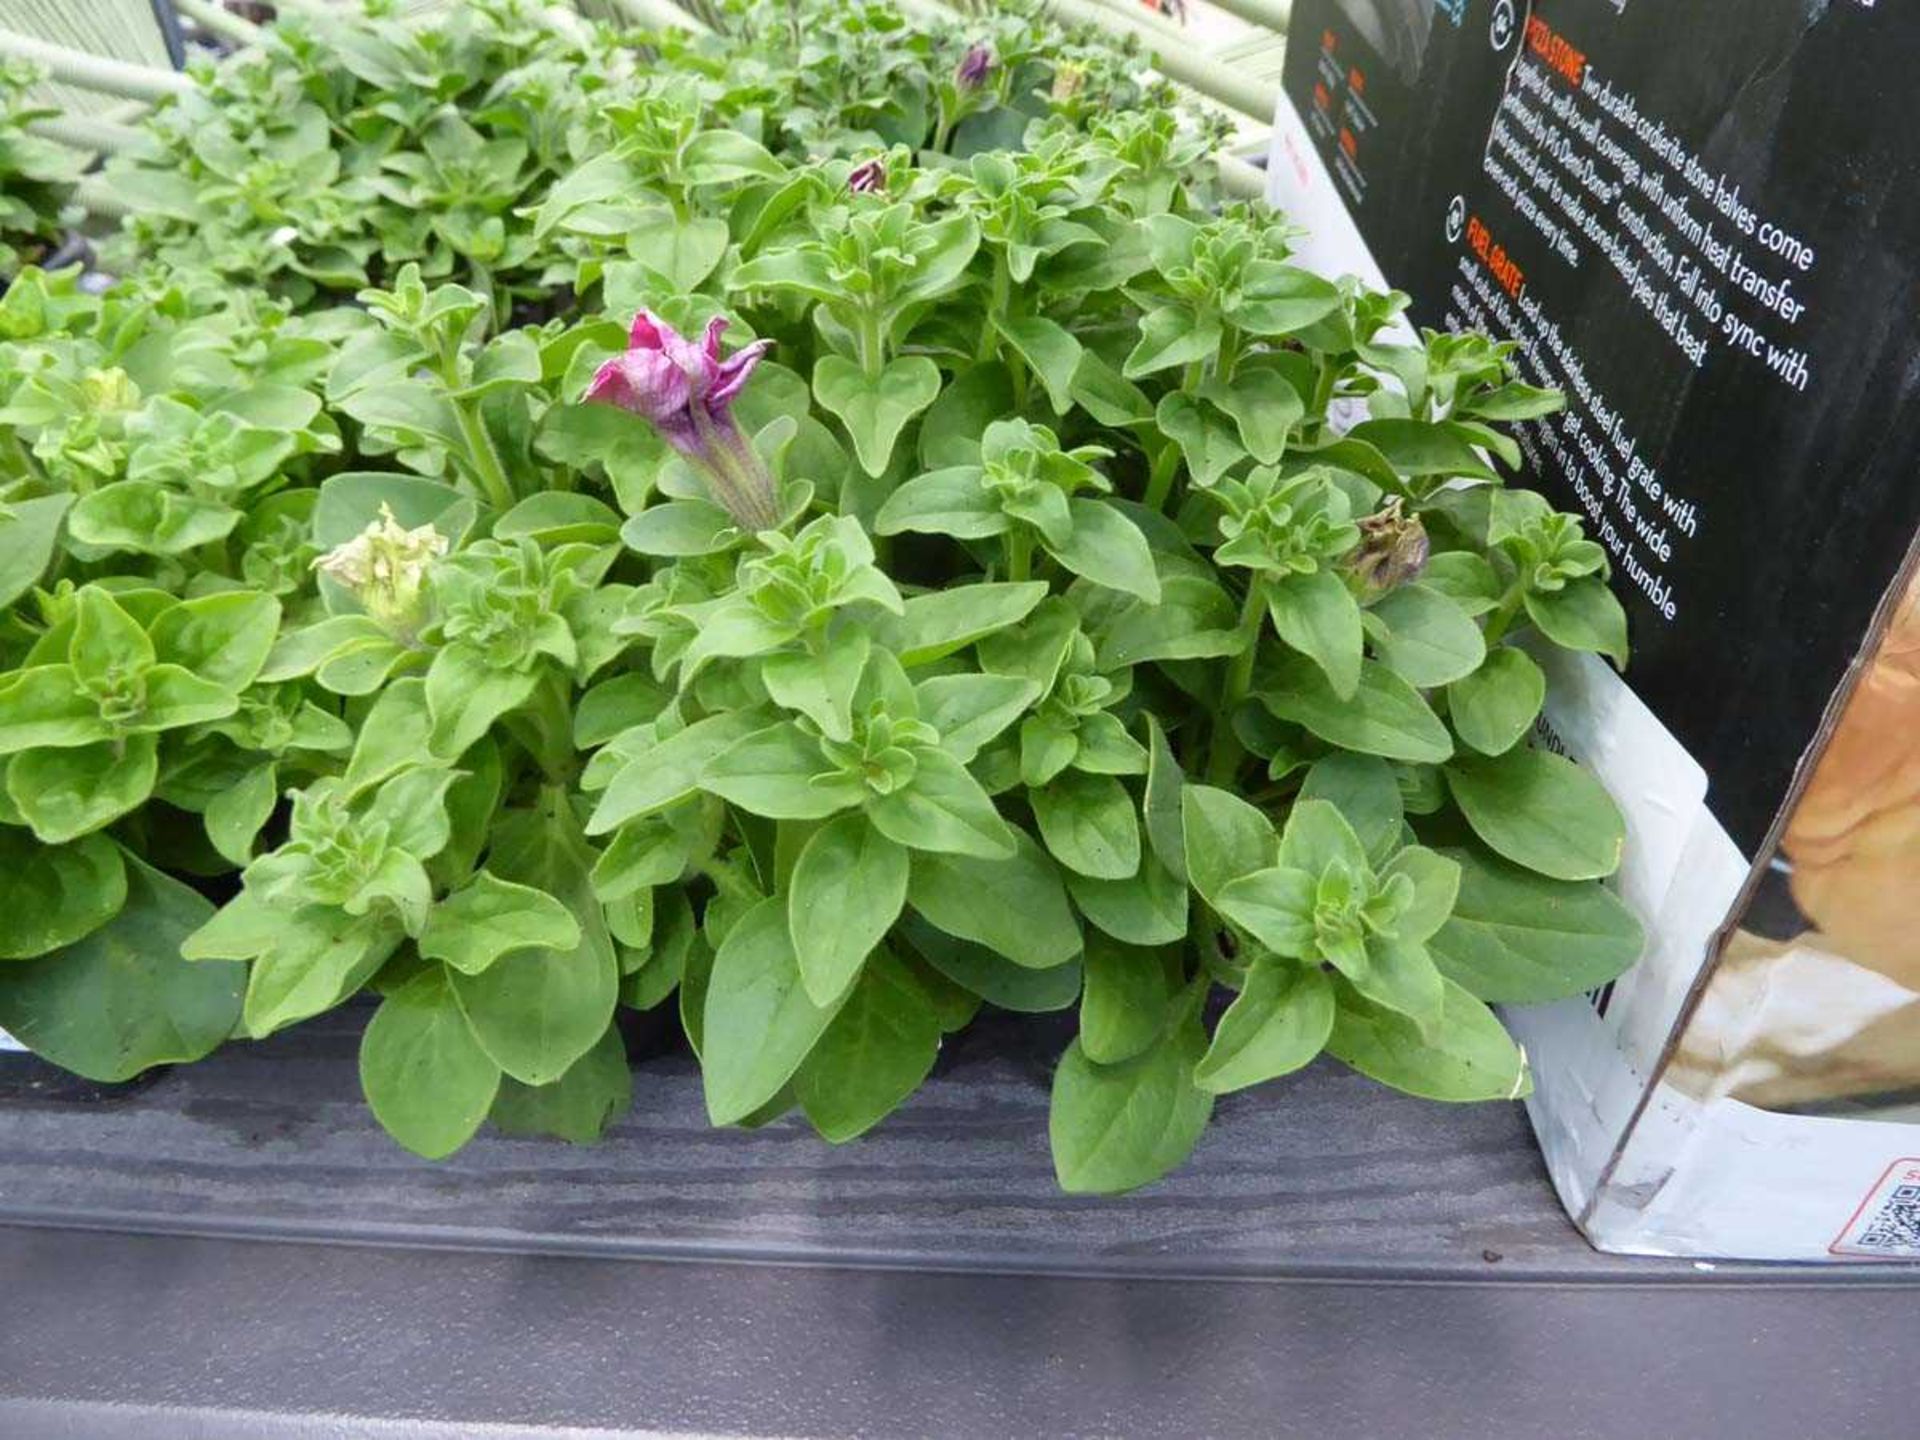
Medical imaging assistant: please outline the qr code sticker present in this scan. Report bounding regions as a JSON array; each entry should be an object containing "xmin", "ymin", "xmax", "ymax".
[{"xmin": 1831, "ymin": 1160, "xmax": 1920, "ymax": 1258}]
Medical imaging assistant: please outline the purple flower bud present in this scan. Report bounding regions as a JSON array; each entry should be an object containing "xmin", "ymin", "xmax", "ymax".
[
  {"xmin": 586, "ymin": 310, "xmax": 781, "ymax": 531},
  {"xmin": 956, "ymin": 42, "xmax": 994, "ymax": 90},
  {"xmin": 848, "ymin": 156, "xmax": 887, "ymax": 195}
]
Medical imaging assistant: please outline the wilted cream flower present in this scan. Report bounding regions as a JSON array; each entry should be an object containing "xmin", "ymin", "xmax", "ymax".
[
  {"xmin": 312, "ymin": 502, "xmax": 447, "ymax": 636},
  {"xmin": 1348, "ymin": 497, "xmax": 1429, "ymax": 594}
]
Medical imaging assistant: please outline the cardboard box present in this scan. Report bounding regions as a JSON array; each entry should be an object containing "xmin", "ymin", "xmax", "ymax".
[{"xmin": 1267, "ymin": 0, "xmax": 1920, "ymax": 1259}]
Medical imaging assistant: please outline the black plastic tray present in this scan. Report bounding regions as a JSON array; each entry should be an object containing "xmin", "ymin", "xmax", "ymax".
[{"xmin": 1, "ymin": 1008, "xmax": 1915, "ymax": 1437}]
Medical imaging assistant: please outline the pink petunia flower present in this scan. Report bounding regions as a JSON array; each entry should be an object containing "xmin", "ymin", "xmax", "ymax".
[{"xmin": 586, "ymin": 311, "xmax": 780, "ymax": 530}]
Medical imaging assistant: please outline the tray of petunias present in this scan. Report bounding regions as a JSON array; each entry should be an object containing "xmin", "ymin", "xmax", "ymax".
[{"xmin": 0, "ymin": 0, "xmax": 1641, "ymax": 1193}]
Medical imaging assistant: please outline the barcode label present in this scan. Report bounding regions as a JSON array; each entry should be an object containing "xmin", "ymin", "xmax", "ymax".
[{"xmin": 1831, "ymin": 1159, "xmax": 1920, "ymax": 1258}]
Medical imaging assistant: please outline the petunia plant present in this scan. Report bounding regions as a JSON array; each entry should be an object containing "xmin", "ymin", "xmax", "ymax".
[{"xmin": 0, "ymin": 0, "xmax": 1644, "ymax": 1193}]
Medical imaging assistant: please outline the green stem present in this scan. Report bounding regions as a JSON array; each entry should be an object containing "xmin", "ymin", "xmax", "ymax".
[
  {"xmin": 1215, "ymin": 323, "xmax": 1242, "ymax": 384},
  {"xmin": 454, "ymin": 400, "xmax": 517, "ymax": 514},
  {"xmin": 1005, "ymin": 528, "xmax": 1034, "ymax": 584},
  {"xmin": 1482, "ymin": 585, "xmax": 1527, "ymax": 646},
  {"xmin": 2, "ymin": 432, "xmax": 47, "ymax": 487},
  {"xmin": 975, "ymin": 252, "xmax": 1010, "ymax": 365},
  {"xmin": 1205, "ymin": 576, "xmax": 1267, "ymax": 786},
  {"xmin": 1310, "ymin": 358, "xmax": 1338, "ymax": 429},
  {"xmin": 1143, "ymin": 442, "xmax": 1181, "ymax": 513},
  {"xmin": 857, "ymin": 305, "xmax": 887, "ymax": 379}
]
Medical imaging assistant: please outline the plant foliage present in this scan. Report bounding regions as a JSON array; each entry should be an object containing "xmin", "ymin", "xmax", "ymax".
[{"xmin": 0, "ymin": 0, "xmax": 1640, "ymax": 1192}]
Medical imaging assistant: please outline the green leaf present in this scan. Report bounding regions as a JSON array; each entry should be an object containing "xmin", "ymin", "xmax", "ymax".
[
  {"xmin": 903, "ymin": 915, "xmax": 1082, "ymax": 1012},
  {"xmin": 1143, "ymin": 716, "xmax": 1188, "ymax": 884},
  {"xmin": 1430, "ymin": 849, "xmax": 1643, "ymax": 1002},
  {"xmin": 149, "ymin": 592, "xmax": 282, "ymax": 691},
  {"xmin": 0, "ymin": 494, "xmax": 72, "ymax": 608},
  {"xmin": 907, "ymin": 834, "xmax": 1081, "ymax": 969},
  {"xmin": 763, "ymin": 633, "xmax": 870, "ymax": 742},
  {"xmin": 1260, "ymin": 654, "xmax": 1454, "ymax": 764},
  {"xmin": 1201, "ymin": 369, "xmax": 1304, "ymax": 464},
  {"xmin": 1371, "ymin": 584, "xmax": 1487, "ymax": 688},
  {"xmin": 230, "ymin": 905, "xmax": 404, "ymax": 1039},
  {"xmin": 1348, "ymin": 934, "xmax": 1446, "ymax": 1025},
  {"xmin": 892, "ymin": 213, "xmax": 981, "ymax": 310},
  {"xmin": 0, "ymin": 666, "xmax": 110, "ymax": 754},
  {"xmin": 868, "ymin": 748, "xmax": 1016, "ymax": 859},
  {"xmin": 1277, "ymin": 797, "xmax": 1370, "ymax": 877},
  {"xmin": 359, "ymin": 965, "xmax": 502, "ymax": 1160},
  {"xmin": 1154, "ymin": 391, "xmax": 1246, "ymax": 488},
  {"xmin": 1346, "ymin": 418, "xmax": 1499, "ymax": 482},
  {"xmin": 1067, "ymin": 852, "xmax": 1188, "ymax": 947},
  {"xmin": 1050, "ymin": 988, "xmax": 1213, "ymax": 1194},
  {"xmin": 1180, "ymin": 784, "xmax": 1275, "ymax": 908},
  {"xmin": 1070, "ymin": 347, "xmax": 1154, "ymax": 426},
  {"xmin": 917, "ymin": 673, "xmax": 1039, "ymax": 762},
  {"xmin": 878, "ymin": 582, "xmax": 1049, "ymax": 665},
  {"xmin": 620, "ymin": 499, "xmax": 739, "ymax": 557},
  {"xmin": 1524, "ymin": 577, "xmax": 1629, "ymax": 666},
  {"xmin": 1298, "ymin": 753, "xmax": 1403, "ymax": 867},
  {"xmin": 1195, "ymin": 960, "xmax": 1334, "ymax": 1093},
  {"xmin": 1048, "ymin": 500, "xmax": 1160, "ymax": 603},
  {"xmin": 813, "ymin": 354, "xmax": 942, "ymax": 477},
  {"xmin": 1096, "ymin": 575, "xmax": 1244, "ymax": 669},
  {"xmin": 1444, "ymin": 747, "xmax": 1626, "ymax": 881},
  {"xmin": 448, "ymin": 804, "xmax": 619, "ymax": 1085},
  {"xmin": 1422, "ymin": 552, "xmax": 1505, "ymax": 615},
  {"xmin": 425, "ymin": 644, "xmax": 538, "ymax": 760},
  {"xmin": 8, "ymin": 734, "xmax": 159, "ymax": 844},
  {"xmin": 204, "ymin": 760, "xmax": 278, "ymax": 867},
  {"xmin": 67, "ymin": 484, "xmax": 239, "ymax": 556},
  {"xmin": 919, "ymin": 362, "xmax": 1015, "ymax": 468},
  {"xmin": 616, "ymin": 210, "xmax": 731, "ymax": 290},
  {"xmin": 489, "ymin": 1025, "xmax": 632, "ymax": 1145},
  {"xmin": 1228, "ymin": 263, "xmax": 1344, "ymax": 335},
  {"xmin": 1214, "ymin": 865, "xmax": 1315, "ymax": 957},
  {"xmin": 133, "ymin": 665, "xmax": 241, "ymax": 732},
  {"xmin": 1032, "ymin": 771, "xmax": 1141, "ymax": 880},
  {"xmin": 704, "ymin": 721, "xmax": 861, "ymax": 821},
  {"xmin": 70, "ymin": 587, "xmax": 152, "ymax": 683},
  {"xmin": 342, "ymin": 678, "xmax": 433, "ymax": 796},
  {"xmin": 1079, "ymin": 935, "xmax": 1174, "ymax": 1065},
  {"xmin": 1124, "ymin": 304, "xmax": 1220, "ymax": 378},
  {"xmin": 872, "ymin": 465, "xmax": 1004, "ymax": 540},
  {"xmin": 494, "ymin": 492, "xmax": 624, "ymax": 547},
  {"xmin": 0, "ymin": 829, "xmax": 126, "ymax": 960},
  {"xmin": 587, "ymin": 711, "xmax": 763, "ymax": 833},
  {"xmin": 421, "ymin": 871, "xmax": 583, "ymax": 976},
  {"xmin": 1447, "ymin": 647, "xmax": 1545, "ymax": 756},
  {"xmin": 0, "ymin": 856, "xmax": 242, "ymax": 1083},
  {"xmin": 1267, "ymin": 568, "xmax": 1362, "ymax": 698},
  {"xmin": 794, "ymin": 949, "xmax": 941, "ymax": 1142},
  {"xmin": 788, "ymin": 813, "xmax": 909, "ymax": 1006},
  {"xmin": 1327, "ymin": 979, "xmax": 1530, "ymax": 1101},
  {"xmin": 703, "ymin": 897, "xmax": 847, "ymax": 1125},
  {"xmin": 994, "ymin": 314, "xmax": 1082, "ymax": 415},
  {"xmin": 681, "ymin": 128, "xmax": 786, "ymax": 184},
  {"xmin": 1378, "ymin": 844, "xmax": 1458, "ymax": 942}
]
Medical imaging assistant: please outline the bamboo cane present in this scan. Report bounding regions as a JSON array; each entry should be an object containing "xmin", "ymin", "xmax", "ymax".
[
  {"xmin": 1216, "ymin": 151, "xmax": 1267, "ymax": 200},
  {"xmin": 1043, "ymin": 0, "xmax": 1279, "ymax": 121},
  {"xmin": 596, "ymin": 0, "xmax": 711, "ymax": 33},
  {"xmin": 1202, "ymin": 0, "xmax": 1291, "ymax": 35},
  {"xmin": 25, "ymin": 113, "xmax": 146, "ymax": 156},
  {"xmin": 0, "ymin": 28, "xmax": 192, "ymax": 102},
  {"xmin": 173, "ymin": 0, "xmax": 263, "ymax": 47}
]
